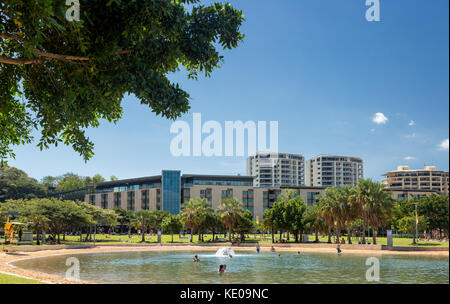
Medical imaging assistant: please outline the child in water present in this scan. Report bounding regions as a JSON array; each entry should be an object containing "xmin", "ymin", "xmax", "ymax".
[
  {"xmin": 218, "ymin": 264, "xmax": 227, "ymax": 273},
  {"xmin": 337, "ymin": 243, "xmax": 342, "ymax": 254},
  {"xmin": 193, "ymin": 255, "xmax": 200, "ymax": 262}
]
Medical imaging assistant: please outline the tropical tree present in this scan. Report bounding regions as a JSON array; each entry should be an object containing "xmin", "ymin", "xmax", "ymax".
[
  {"xmin": 317, "ymin": 188, "xmax": 339, "ymax": 243},
  {"xmin": 0, "ymin": 0, "xmax": 245, "ymax": 165},
  {"xmin": 302, "ymin": 204, "xmax": 324, "ymax": 243},
  {"xmin": 349, "ymin": 179, "xmax": 373, "ymax": 244},
  {"xmin": 417, "ymin": 194, "xmax": 449, "ymax": 237},
  {"xmin": 336, "ymin": 186, "xmax": 358, "ymax": 244},
  {"xmin": 131, "ymin": 210, "xmax": 154, "ymax": 242},
  {"xmin": 364, "ymin": 182, "xmax": 393, "ymax": 244},
  {"xmin": 0, "ymin": 167, "xmax": 47, "ymax": 202},
  {"xmin": 397, "ymin": 215, "xmax": 429, "ymax": 244},
  {"xmin": 262, "ymin": 208, "xmax": 276, "ymax": 243},
  {"xmin": 277, "ymin": 191, "xmax": 307, "ymax": 243},
  {"xmin": 217, "ymin": 198, "xmax": 244, "ymax": 242},
  {"xmin": 161, "ymin": 214, "xmax": 184, "ymax": 243},
  {"xmin": 234, "ymin": 209, "xmax": 255, "ymax": 241},
  {"xmin": 181, "ymin": 198, "xmax": 209, "ymax": 242}
]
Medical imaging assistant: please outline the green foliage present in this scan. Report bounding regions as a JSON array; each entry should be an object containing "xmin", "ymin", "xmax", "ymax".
[
  {"xmin": 0, "ymin": 166, "xmax": 47, "ymax": 202},
  {"xmin": 270, "ymin": 190, "xmax": 306, "ymax": 242},
  {"xmin": 161, "ymin": 214, "xmax": 183, "ymax": 242},
  {"xmin": 397, "ymin": 215, "xmax": 429, "ymax": 235},
  {"xmin": 217, "ymin": 197, "xmax": 244, "ymax": 241},
  {"xmin": 0, "ymin": 0, "xmax": 245, "ymax": 164}
]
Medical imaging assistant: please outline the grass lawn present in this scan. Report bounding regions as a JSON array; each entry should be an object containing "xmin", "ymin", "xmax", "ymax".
[
  {"xmin": 31, "ymin": 233, "xmax": 450, "ymax": 247},
  {"xmin": 0, "ymin": 273, "xmax": 44, "ymax": 284}
]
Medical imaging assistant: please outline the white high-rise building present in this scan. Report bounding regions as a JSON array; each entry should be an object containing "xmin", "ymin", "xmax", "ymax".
[
  {"xmin": 306, "ymin": 155, "xmax": 363, "ymax": 187},
  {"xmin": 247, "ymin": 152, "xmax": 305, "ymax": 188}
]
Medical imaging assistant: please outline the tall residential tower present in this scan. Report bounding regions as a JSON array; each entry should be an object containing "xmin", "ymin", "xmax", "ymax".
[
  {"xmin": 247, "ymin": 152, "xmax": 305, "ymax": 188},
  {"xmin": 306, "ymin": 155, "xmax": 364, "ymax": 187}
]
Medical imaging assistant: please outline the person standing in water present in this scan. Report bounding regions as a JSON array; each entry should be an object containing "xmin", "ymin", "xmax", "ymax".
[
  {"xmin": 256, "ymin": 243, "xmax": 260, "ymax": 253},
  {"xmin": 193, "ymin": 255, "xmax": 200, "ymax": 262},
  {"xmin": 337, "ymin": 242, "xmax": 342, "ymax": 254}
]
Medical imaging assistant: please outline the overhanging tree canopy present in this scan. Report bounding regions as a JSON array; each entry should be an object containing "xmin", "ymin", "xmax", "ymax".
[{"xmin": 0, "ymin": 0, "xmax": 245, "ymax": 164}]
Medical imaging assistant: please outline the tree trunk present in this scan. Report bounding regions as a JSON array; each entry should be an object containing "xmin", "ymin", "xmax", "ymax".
[
  {"xmin": 294, "ymin": 232, "xmax": 299, "ymax": 243},
  {"xmin": 141, "ymin": 231, "xmax": 145, "ymax": 242},
  {"xmin": 315, "ymin": 230, "xmax": 319, "ymax": 243},
  {"xmin": 36, "ymin": 231, "xmax": 40, "ymax": 245},
  {"xmin": 327, "ymin": 227, "xmax": 332, "ymax": 243},
  {"xmin": 361, "ymin": 221, "xmax": 366, "ymax": 244},
  {"xmin": 190, "ymin": 229, "xmax": 193, "ymax": 243},
  {"xmin": 279, "ymin": 231, "xmax": 282, "ymax": 242},
  {"xmin": 271, "ymin": 226, "xmax": 275, "ymax": 243},
  {"xmin": 347, "ymin": 225, "xmax": 352, "ymax": 244},
  {"xmin": 212, "ymin": 230, "xmax": 215, "ymax": 242},
  {"xmin": 171, "ymin": 232, "xmax": 174, "ymax": 243},
  {"xmin": 372, "ymin": 228, "xmax": 377, "ymax": 245},
  {"xmin": 57, "ymin": 233, "xmax": 60, "ymax": 244},
  {"xmin": 228, "ymin": 226, "xmax": 232, "ymax": 242}
]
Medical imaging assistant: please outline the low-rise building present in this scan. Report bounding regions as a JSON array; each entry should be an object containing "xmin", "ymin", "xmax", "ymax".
[{"xmin": 84, "ymin": 170, "xmax": 324, "ymax": 221}]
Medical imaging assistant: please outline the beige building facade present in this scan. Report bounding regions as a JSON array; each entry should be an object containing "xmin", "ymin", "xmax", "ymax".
[{"xmin": 382, "ymin": 165, "xmax": 449, "ymax": 195}]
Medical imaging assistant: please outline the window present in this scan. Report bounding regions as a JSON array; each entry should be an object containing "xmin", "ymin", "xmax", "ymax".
[
  {"xmin": 141, "ymin": 190, "xmax": 149, "ymax": 210},
  {"xmin": 101, "ymin": 194, "xmax": 108, "ymax": 209},
  {"xmin": 127, "ymin": 191, "xmax": 135, "ymax": 211},
  {"xmin": 89, "ymin": 195, "xmax": 96, "ymax": 205},
  {"xmin": 114, "ymin": 193, "xmax": 121, "ymax": 208}
]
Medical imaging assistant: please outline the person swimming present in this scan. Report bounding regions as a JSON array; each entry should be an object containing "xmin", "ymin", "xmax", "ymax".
[
  {"xmin": 193, "ymin": 255, "xmax": 200, "ymax": 262},
  {"xmin": 218, "ymin": 264, "xmax": 227, "ymax": 273},
  {"xmin": 229, "ymin": 254, "xmax": 233, "ymax": 258}
]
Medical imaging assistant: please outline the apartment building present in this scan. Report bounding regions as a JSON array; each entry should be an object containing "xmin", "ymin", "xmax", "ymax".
[
  {"xmin": 382, "ymin": 165, "xmax": 449, "ymax": 195},
  {"xmin": 247, "ymin": 152, "xmax": 305, "ymax": 188},
  {"xmin": 306, "ymin": 155, "xmax": 364, "ymax": 187}
]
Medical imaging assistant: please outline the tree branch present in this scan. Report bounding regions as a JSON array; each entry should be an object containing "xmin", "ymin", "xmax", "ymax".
[
  {"xmin": 1, "ymin": 32, "xmax": 133, "ymax": 65},
  {"xmin": 0, "ymin": 55, "xmax": 41, "ymax": 66}
]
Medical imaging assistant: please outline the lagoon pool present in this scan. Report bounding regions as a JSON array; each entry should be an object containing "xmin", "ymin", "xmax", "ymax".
[{"xmin": 12, "ymin": 251, "xmax": 449, "ymax": 284}]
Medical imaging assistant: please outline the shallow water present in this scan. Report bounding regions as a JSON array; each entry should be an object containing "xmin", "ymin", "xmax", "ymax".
[{"xmin": 12, "ymin": 251, "xmax": 449, "ymax": 284}]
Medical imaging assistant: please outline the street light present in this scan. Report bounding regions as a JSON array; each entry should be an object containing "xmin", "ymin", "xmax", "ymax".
[{"xmin": 412, "ymin": 202, "xmax": 418, "ymax": 245}]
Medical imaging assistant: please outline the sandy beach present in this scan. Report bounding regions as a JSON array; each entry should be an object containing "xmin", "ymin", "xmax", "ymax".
[{"xmin": 1, "ymin": 244, "xmax": 448, "ymax": 284}]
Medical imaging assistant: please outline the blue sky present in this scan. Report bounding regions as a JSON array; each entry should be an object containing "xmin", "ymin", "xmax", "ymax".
[{"xmin": 9, "ymin": 0, "xmax": 449, "ymax": 182}]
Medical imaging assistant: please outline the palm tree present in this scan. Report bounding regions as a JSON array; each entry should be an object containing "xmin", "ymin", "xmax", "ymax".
[
  {"xmin": 337, "ymin": 186, "xmax": 357, "ymax": 244},
  {"xmin": 217, "ymin": 198, "xmax": 244, "ymax": 242},
  {"xmin": 365, "ymin": 182, "xmax": 393, "ymax": 244},
  {"xmin": 350, "ymin": 179, "xmax": 372, "ymax": 244},
  {"xmin": 180, "ymin": 198, "xmax": 209, "ymax": 242},
  {"xmin": 130, "ymin": 210, "xmax": 153, "ymax": 242},
  {"xmin": 318, "ymin": 188, "xmax": 338, "ymax": 243}
]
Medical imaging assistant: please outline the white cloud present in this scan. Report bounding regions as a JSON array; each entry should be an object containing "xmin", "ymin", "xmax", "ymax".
[
  {"xmin": 408, "ymin": 120, "xmax": 416, "ymax": 126},
  {"xmin": 405, "ymin": 133, "xmax": 416, "ymax": 139},
  {"xmin": 404, "ymin": 156, "xmax": 415, "ymax": 160},
  {"xmin": 438, "ymin": 138, "xmax": 449, "ymax": 150},
  {"xmin": 372, "ymin": 112, "xmax": 388, "ymax": 124}
]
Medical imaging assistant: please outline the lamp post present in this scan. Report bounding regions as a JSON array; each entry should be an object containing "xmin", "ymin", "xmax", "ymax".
[{"xmin": 412, "ymin": 202, "xmax": 418, "ymax": 245}]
